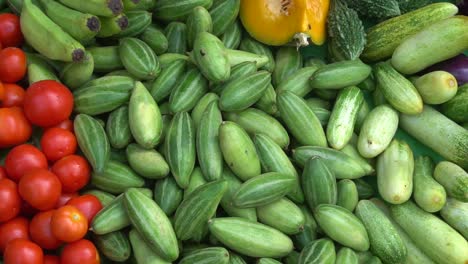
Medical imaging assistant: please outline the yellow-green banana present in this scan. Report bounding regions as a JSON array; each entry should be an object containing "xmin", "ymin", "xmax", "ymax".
[{"xmin": 59, "ymin": 0, "xmax": 123, "ymax": 17}]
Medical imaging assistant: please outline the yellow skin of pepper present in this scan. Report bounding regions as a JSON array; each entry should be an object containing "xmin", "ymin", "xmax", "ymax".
[{"xmin": 239, "ymin": 0, "xmax": 330, "ymax": 46}]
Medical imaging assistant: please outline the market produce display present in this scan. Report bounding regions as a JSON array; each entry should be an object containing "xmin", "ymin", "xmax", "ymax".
[{"xmin": 0, "ymin": 0, "xmax": 467, "ymax": 263}]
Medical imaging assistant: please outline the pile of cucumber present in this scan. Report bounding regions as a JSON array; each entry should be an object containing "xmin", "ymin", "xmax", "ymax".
[{"xmin": 6, "ymin": 0, "xmax": 468, "ymax": 263}]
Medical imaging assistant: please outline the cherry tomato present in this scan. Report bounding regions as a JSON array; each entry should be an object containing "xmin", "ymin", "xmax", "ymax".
[
  {"xmin": 44, "ymin": 255, "xmax": 60, "ymax": 264},
  {"xmin": 40, "ymin": 128, "xmax": 77, "ymax": 162},
  {"xmin": 0, "ymin": 107, "xmax": 32, "ymax": 149},
  {"xmin": 29, "ymin": 210, "xmax": 62, "ymax": 250},
  {"xmin": 20, "ymin": 200, "xmax": 38, "ymax": 218},
  {"xmin": 0, "ymin": 178, "xmax": 21, "ymax": 222},
  {"xmin": 55, "ymin": 192, "xmax": 79, "ymax": 208},
  {"xmin": 0, "ymin": 217, "xmax": 29, "ymax": 253},
  {"xmin": 18, "ymin": 169, "xmax": 62, "ymax": 211},
  {"xmin": 23, "ymin": 80, "xmax": 73, "ymax": 127},
  {"xmin": 0, "ymin": 47, "xmax": 26, "ymax": 83},
  {"xmin": 0, "ymin": 81, "xmax": 4, "ymax": 103},
  {"xmin": 3, "ymin": 239, "xmax": 43, "ymax": 264},
  {"xmin": 51, "ymin": 205, "xmax": 88, "ymax": 243},
  {"xmin": 60, "ymin": 239, "xmax": 99, "ymax": 264},
  {"xmin": 51, "ymin": 155, "xmax": 90, "ymax": 193},
  {"xmin": 0, "ymin": 13, "xmax": 23, "ymax": 47},
  {"xmin": 52, "ymin": 119, "xmax": 74, "ymax": 132},
  {"xmin": 0, "ymin": 165, "xmax": 7, "ymax": 180},
  {"xmin": 66, "ymin": 195, "xmax": 103, "ymax": 225},
  {"xmin": 1, "ymin": 83, "xmax": 25, "ymax": 107},
  {"xmin": 4, "ymin": 144, "xmax": 47, "ymax": 182}
]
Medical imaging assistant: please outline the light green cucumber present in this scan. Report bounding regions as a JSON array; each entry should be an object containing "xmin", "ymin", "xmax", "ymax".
[
  {"xmin": 83, "ymin": 189, "xmax": 116, "ymax": 207},
  {"xmin": 440, "ymin": 198, "xmax": 468, "ymax": 240},
  {"xmin": 340, "ymin": 144, "xmax": 375, "ymax": 176},
  {"xmin": 239, "ymin": 35, "xmax": 275, "ymax": 72},
  {"xmin": 257, "ymin": 198, "xmax": 305, "ymax": 235},
  {"xmin": 174, "ymin": 180, "xmax": 227, "ymax": 240},
  {"xmin": 209, "ymin": 0, "xmax": 239, "ymax": 36},
  {"xmin": 211, "ymin": 61, "xmax": 257, "ymax": 94},
  {"xmin": 434, "ymin": 161, "xmax": 468, "ymax": 202},
  {"xmin": 305, "ymin": 98, "xmax": 331, "ymax": 110},
  {"xmin": 193, "ymin": 32, "xmax": 230, "ymax": 83},
  {"xmin": 169, "ymin": 66, "xmax": 208, "ymax": 113},
  {"xmin": 336, "ymin": 248, "xmax": 358, "ymax": 264},
  {"xmin": 255, "ymin": 84, "xmax": 278, "ymax": 116},
  {"xmin": 187, "ymin": 6, "xmax": 212, "ymax": 50},
  {"xmin": 310, "ymin": 60, "xmax": 371, "ymax": 90},
  {"xmin": 179, "ymin": 247, "xmax": 230, "ymax": 264},
  {"xmin": 191, "ymin": 93, "xmax": 219, "ymax": 129},
  {"xmin": 149, "ymin": 59, "xmax": 186, "ymax": 102},
  {"xmin": 165, "ymin": 112, "xmax": 196, "ymax": 189},
  {"xmin": 327, "ymin": 86, "xmax": 364, "ymax": 150},
  {"xmin": 106, "ymin": 106, "xmax": 132, "ymax": 149},
  {"xmin": 208, "ymin": 217, "xmax": 294, "ymax": 258},
  {"xmin": 93, "ymin": 230, "xmax": 131, "ymax": 262},
  {"xmin": 354, "ymin": 99, "xmax": 370, "ymax": 133},
  {"xmin": 337, "ymin": 179, "xmax": 359, "ymax": 212},
  {"xmin": 126, "ymin": 143, "xmax": 169, "ymax": 179},
  {"xmin": 413, "ymin": 156, "xmax": 446, "ymax": 212},
  {"xmin": 88, "ymin": 46, "xmax": 123, "ymax": 72},
  {"xmin": 159, "ymin": 53, "xmax": 189, "ymax": 68},
  {"xmin": 91, "ymin": 160, "xmax": 145, "ymax": 194},
  {"xmin": 377, "ymin": 139, "xmax": 414, "ymax": 204},
  {"xmin": 302, "ymin": 157, "xmax": 337, "ymax": 210},
  {"xmin": 277, "ymin": 91, "xmax": 327, "ymax": 147},
  {"xmin": 225, "ymin": 48, "xmax": 269, "ymax": 68},
  {"xmin": 154, "ymin": 0, "xmax": 213, "ymax": 22},
  {"xmin": 357, "ymin": 104, "xmax": 399, "ymax": 158},
  {"xmin": 272, "ymin": 46, "xmax": 302, "ymax": 86},
  {"xmin": 128, "ymin": 81, "xmax": 162, "ymax": 149},
  {"xmin": 184, "ymin": 167, "xmax": 208, "ymax": 199},
  {"xmin": 129, "ymin": 229, "xmax": 171, "ymax": 264},
  {"xmin": 164, "ymin": 22, "xmax": 187, "ymax": 54},
  {"xmin": 224, "ymin": 108, "xmax": 289, "ymax": 149},
  {"xmin": 219, "ymin": 121, "xmax": 261, "ymax": 181},
  {"xmin": 390, "ymin": 201, "xmax": 468, "ymax": 264},
  {"xmin": 153, "ymin": 176, "xmax": 183, "ymax": 216},
  {"xmin": 139, "ymin": 24, "xmax": 168, "ymax": 55},
  {"xmin": 314, "ymin": 204, "xmax": 370, "ymax": 251},
  {"xmin": 298, "ymin": 238, "xmax": 336, "ymax": 264},
  {"xmin": 221, "ymin": 19, "xmax": 242, "ymax": 49},
  {"xmin": 413, "ymin": 71, "xmax": 458, "ymax": 104},
  {"xmin": 276, "ymin": 66, "xmax": 318, "ymax": 97},
  {"xmin": 257, "ymin": 258, "xmax": 281, "ymax": 264},
  {"xmin": 119, "ymin": 37, "xmax": 160, "ymax": 80}
]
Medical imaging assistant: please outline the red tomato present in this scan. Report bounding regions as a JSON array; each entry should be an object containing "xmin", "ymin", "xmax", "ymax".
[
  {"xmin": 4, "ymin": 144, "xmax": 47, "ymax": 182},
  {"xmin": 66, "ymin": 195, "xmax": 103, "ymax": 225},
  {"xmin": 0, "ymin": 217, "xmax": 29, "ymax": 253},
  {"xmin": 20, "ymin": 200, "xmax": 38, "ymax": 218},
  {"xmin": 18, "ymin": 169, "xmax": 62, "ymax": 211},
  {"xmin": 44, "ymin": 255, "xmax": 60, "ymax": 264},
  {"xmin": 23, "ymin": 80, "xmax": 73, "ymax": 127},
  {"xmin": 0, "ymin": 179, "xmax": 21, "ymax": 222},
  {"xmin": 60, "ymin": 239, "xmax": 99, "ymax": 264},
  {"xmin": 1, "ymin": 83, "xmax": 25, "ymax": 107},
  {"xmin": 0, "ymin": 13, "xmax": 23, "ymax": 47},
  {"xmin": 51, "ymin": 155, "xmax": 90, "ymax": 193},
  {"xmin": 51, "ymin": 205, "xmax": 88, "ymax": 243},
  {"xmin": 40, "ymin": 128, "xmax": 77, "ymax": 162},
  {"xmin": 0, "ymin": 47, "xmax": 26, "ymax": 83},
  {"xmin": 0, "ymin": 165, "xmax": 7, "ymax": 180},
  {"xmin": 52, "ymin": 119, "xmax": 74, "ymax": 132},
  {"xmin": 3, "ymin": 239, "xmax": 43, "ymax": 264},
  {"xmin": 0, "ymin": 108, "xmax": 32, "ymax": 149},
  {"xmin": 29, "ymin": 210, "xmax": 62, "ymax": 250},
  {"xmin": 55, "ymin": 192, "xmax": 79, "ymax": 208},
  {"xmin": 0, "ymin": 81, "xmax": 4, "ymax": 103}
]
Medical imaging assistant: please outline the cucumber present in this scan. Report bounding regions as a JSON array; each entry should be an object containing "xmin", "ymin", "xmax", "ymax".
[
  {"xmin": 302, "ymin": 157, "xmax": 337, "ymax": 210},
  {"xmin": 327, "ymin": 86, "xmax": 364, "ymax": 150},
  {"xmin": 153, "ymin": 176, "xmax": 183, "ymax": 216},
  {"xmin": 129, "ymin": 229, "xmax": 171, "ymax": 264},
  {"xmin": 211, "ymin": 61, "xmax": 257, "ymax": 94},
  {"xmin": 60, "ymin": 53, "xmax": 94, "ymax": 89},
  {"xmin": 362, "ymin": 2, "xmax": 458, "ymax": 61},
  {"xmin": 292, "ymin": 146, "xmax": 368, "ymax": 179},
  {"xmin": 298, "ymin": 238, "xmax": 336, "ymax": 264},
  {"xmin": 83, "ymin": 189, "xmax": 116, "ymax": 207},
  {"xmin": 197, "ymin": 101, "xmax": 223, "ymax": 181},
  {"xmin": 209, "ymin": 0, "xmax": 240, "ymax": 36},
  {"xmin": 434, "ymin": 161, "xmax": 468, "ymax": 202},
  {"xmin": 354, "ymin": 178, "xmax": 375, "ymax": 199},
  {"xmin": 276, "ymin": 66, "xmax": 318, "ymax": 97},
  {"xmin": 116, "ymin": 10, "xmax": 151, "ymax": 37},
  {"xmin": 357, "ymin": 105, "xmax": 399, "ymax": 158},
  {"xmin": 126, "ymin": 143, "xmax": 169, "ymax": 179},
  {"xmin": 413, "ymin": 71, "xmax": 458, "ymax": 105},
  {"xmin": 399, "ymin": 105, "xmax": 468, "ymax": 170},
  {"xmin": 254, "ymin": 84, "xmax": 278, "ymax": 116},
  {"xmin": 128, "ymin": 81, "xmax": 163, "ymax": 149},
  {"xmin": 239, "ymin": 35, "xmax": 275, "ymax": 72},
  {"xmin": 179, "ymin": 247, "xmax": 230, "ymax": 264},
  {"xmin": 73, "ymin": 75, "xmax": 134, "ymax": 116},
  {"xmin": 93, "ymin": 230, "xmax": 131, "ymax": 262},
  {"xmin": 257, "ymin": 198, "xmax": 305, "ymax": 235},
  {"xmin": 88, "ymin": 46, "xmax": 123, "ymax": 72},
  {"xmin": 225, "ymin": 49, "xmax": 269, "ymax": 69},
  {"xmin": 272, "ymin": 46, "xmax": 302, "ymax": 86},
  {"xmin": 165, "ymin": 112, "xmax": 196, "ymax": 189},
  {"xmin": 293, "ymin": 205, "xmax": 318, "ymax": 250},
  {"xmin": 106, "ymin": 106, "xmax": 133, "ymax": 149},
  {"xmin": 140, "ymin": 25, "xmax": 169, "ymax": 55},
  {"xmin": 308, "ymin": 106, "xmax": 331, "ymax": 126},
  {"xmin": 340, "ymin": 144, "xmax": 375, "ymax": 176},
  {"xmin": 335, "ymin": 248, "xmax": 358, "ymax": 264},
  {"xmin": 119, "ymin": 37, "xmax": 160, "ymax": 80},
  {"xmin": 193, "ymin": 32, "xmax": 230, "ymax": 83},
  {"xmin": 219, "ymin": 166, "xmax": 257, "ymax": 221},
  {"xmin": 159, "ymin": 53, "xmax": 189, "ymax": 68},
  {"xmin": 314, "ymin": 204, "xmax": 370, "ymax": 251},
  {"xmin": 354, "ymin": 99, "xmax": 370, "ymax": 133},
  {"xmin": 305, "ymin": 98, "xmax": 331, "ymax": 110},
  {"xmin": 310, "ymin": 60, "xmax": 371, "ymax": 90},
  {"xmin": 257, "ymin": 258, "xmax": 281, "ymax": 264},
  {"xmin": 337, "ymin": 179, "xmax": 359, "ymax": 212},
  {"xmin": 357, "ymin": 73, "xmax": 376, "ymax": 92},
  {"xmin": 154, "ymin": 0, "xmax": 213, "ymax": 22},
  {"xmin": 225, "ymin": 108, "xmax": 289, "ymax": 149},
  {"xmin": 74, "ymin": 114, "xmax": 110, "ymax": 173},
  {"xmin": 174, "ymin": 180, "xmax": 227, "ymax": 240},
  {"xmin": 284, "ymin": 251, "xmax": 301, "ymax": 264},
  {"xmin": 413, "ymin": 156, "xmax": 446, "ymax": 212},
  {"xmin": 186, "ymin": 6, "xmax": 212, "ymax": 49},
  {"xmin": 442, "ymin": 83, "xmax": 468, "ymax": 123},
  {"xmin": 208, "ymin": 217, "xmax": 294, "ymax": 258},
  {"xmin": 191, "ymin": 93, "xmax": 219, "ymax": 130},
  {"xmin": 149, "ymin": 58, "xmax": 186, "ymax": 103},
  {"xmin": 219, "ymin": 121, "xmax": 261, "ymax": 181},
  {"xmin": 373, "ymin": 62, "xmax": 423, "ymax": 115},
  {"xmin": 221, "ymin": 19, "xmax": 242, "ymax": 50},
  {"xmin": 277, "ymin": 91, "xmax": 327, "ymax": 147},
  {"xmin": 440, "ymin": 198, "xmax": 468, "ymax": 240},
  {"xmin": 169, "ymin": 66, "xmax": 208, "ymax": 113},
  {"xmin": 390, "ymin": 201, "xmax": 468, "ymax": 264},
  {"xmin": 377, "ymin": 139, "xmax": 414, "ymax": 204},
  {"xmin": 355, "ymin": 200, "xmax": 407, "ymax": 264},
  {"xmin": 164, "ymin": 22, "xmax": 187, "ymax": 54},
  {"xmin": 232, "ymin": 172, "xmax": 295, "ymax": 208},
  {"xmin": 392, "ymin": 16, "xmax": 468, "ymax": 75},
  {"xmin": 91, "ymin": 160, "xmax": 145, "ymax": 194},
  {"xmin": 124, "ymin": 188, "xmax": 179, "ymax": 261}
]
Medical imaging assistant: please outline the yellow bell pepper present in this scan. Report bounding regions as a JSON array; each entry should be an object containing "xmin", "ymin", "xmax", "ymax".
[{"xmin": 239, "ymin": 0, "xmax": 330, "ymax": 46}]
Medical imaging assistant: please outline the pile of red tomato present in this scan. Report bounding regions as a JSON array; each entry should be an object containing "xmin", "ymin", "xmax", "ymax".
[{"xmin": 0, "ymin": 13, "xmax": 101, "ymax": 264}]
